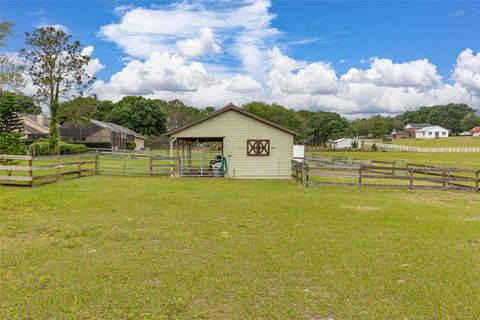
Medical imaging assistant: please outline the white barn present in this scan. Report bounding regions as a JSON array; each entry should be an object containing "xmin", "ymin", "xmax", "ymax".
[
  {"xmin": 331, "ymin": 138, "xmax": 355, "ymax": 149},
  {"xmin": 415, "ymin": 125, "xmax": 449, "ymax": 139}
]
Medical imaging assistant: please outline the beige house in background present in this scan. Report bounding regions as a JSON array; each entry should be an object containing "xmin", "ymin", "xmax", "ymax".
[
  {"xmin": 22, "ymin": 114, "xmax": 50, "ymax": 140},
  {"xmin": 167, "ymin": 103, "xmax": 297, "ymax": 179}
]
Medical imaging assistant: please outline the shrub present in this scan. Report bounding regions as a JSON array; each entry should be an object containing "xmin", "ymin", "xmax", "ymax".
[
  {"xmin": 29, "ymin": 140, "xmax": 88, "ymax": 156},
  {"xmin": 371, "ymin": 143, "xmax": 378, "ymax": 151},
  {"xmin": 71, "ymin": 141, "xmax": 112, "ymax": 149},
  {"xmin": 59, "ymin": 142, "xmax": 88, "ymax": 155},
  {"xmin": 0, "ymin": 133, "xmax": 26, "ymax": 176},
  {"xmin": 126, "ymin": 141, "xmax": 136, "ymax": 150},
  {"xmin": 24, "ymin": 139, "xmax": 41, "ymax": 146},
  {"xmin": 29, "ymin": 140, "xmax": 50, "ymax": 155},
  {"xmin": 0, "ymin": 132, "xmax": 26, "ymax": 155}
]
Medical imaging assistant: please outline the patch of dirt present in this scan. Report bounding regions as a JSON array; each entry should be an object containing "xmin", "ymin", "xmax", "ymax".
[
  {"xmin": 398, "ymin": 192, "xmax": 475, "ymax": 207},
  {"xmin": 464, "ymin": 216, "xmax": 480, "ymax": 222}
]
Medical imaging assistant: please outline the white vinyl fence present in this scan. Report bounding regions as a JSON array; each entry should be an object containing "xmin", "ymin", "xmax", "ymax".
[{"xmin": 363, "ymin": 141, "xmax": 480, "ymax": 153}]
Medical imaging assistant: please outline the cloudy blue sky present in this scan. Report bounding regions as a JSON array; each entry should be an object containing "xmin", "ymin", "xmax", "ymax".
[{"xmin": 2, "ymin": 0, "xmax": 480, "ymax": 116}]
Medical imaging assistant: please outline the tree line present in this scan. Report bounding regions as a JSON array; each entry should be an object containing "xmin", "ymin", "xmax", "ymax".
[
  {"xmin": 1, "ymin": 20, "xmax": 480, "ymax": 154},
  {"xmin": 4, "ymin": 88, "xmax": 478, "ymax": 146}
]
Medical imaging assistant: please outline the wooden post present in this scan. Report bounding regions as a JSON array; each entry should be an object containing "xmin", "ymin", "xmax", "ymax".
[
  {"xmin": 475, "ymin": 171, "xmax": 479, "ymax": 193},
  {"xmin": 95, "ymin": 150, "xmax": 99, "ymax": 175},
  {"xmin": 149, "ymin": 156, "xmax": 153, "ymax": 176},
  {"xmin": 169, "ymin": 137, "xmax": 176, "ymax": 177},
  {"xmin": 305, "ymin": 161, "xmax": 309, "ymax": 188},
  {"xmin": 405, "ymin": 161, "xmax": 409, "ymax": 177},
  {"xmin": 29, "ymin": 157, "xmax": 33, "ymax": 188},
  {"xmin": 57, "ymin": 155, "xmax": 62, "ymax": 181},
  {"xmin": 358, "ymin": 167, "xmax": 362, "ymax": 187},
  {"xmin": 442, "ymin": 171, "xmax": 446, "ymax": 190},
  {"xmin": 301, "ymin": 160, "xmax": 304, "ymax": 186},
  {"xmin": 77, "ymin": 155, "xmax": 81, "ymax": 177},
  {"xmin": 123, "ymin": 153, "xmax": 126, "ymax": 176},
  {"xmin": 446, "ymin": 170, "xmax": 450, "ymax": 191},
  {"xmin": 392, "ymin": 160, "xmax": 395, "ymax": 176},
  {"xmin": 409, "ymin": 168, "xmax": 413, "ymax": 188}
]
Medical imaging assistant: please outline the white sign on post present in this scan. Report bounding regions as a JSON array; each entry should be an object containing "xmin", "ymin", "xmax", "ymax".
[{"xmin": 293, "ymin": 145, "xmax": 305, "ymax": 160}]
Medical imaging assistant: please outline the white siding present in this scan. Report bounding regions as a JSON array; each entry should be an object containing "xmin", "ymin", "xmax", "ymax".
[
  {"xmin": 416, "ymin": 127, "xmax": 449, "ymax": 139},
  {"xmin": 332, "ymin": 139, "xmax": 354, "ymax": 149}
]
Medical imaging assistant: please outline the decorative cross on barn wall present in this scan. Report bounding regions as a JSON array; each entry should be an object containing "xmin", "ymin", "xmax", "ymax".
[{"xmin": 247, "ymin": 139, "xmax": 270, "ymax": 156}]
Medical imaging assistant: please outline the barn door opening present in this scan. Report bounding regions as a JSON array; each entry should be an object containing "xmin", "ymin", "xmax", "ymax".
[{"xmin": 174, "ymin": 137, "xmax": 225, "ymax": 177}]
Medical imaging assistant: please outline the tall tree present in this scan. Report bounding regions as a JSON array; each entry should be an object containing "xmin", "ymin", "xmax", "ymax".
[
  {"xmin": 0, "ymin": 89, "xmax": 40, "ymax": 114},
  {"xmin": 461, "ymin": 112, "xmax": 480, "ymax": 131},
  {"xmin": 242, "ymin": 101, "xmax": 307, "ymax": 140},
  {"xmin": 306, "ymin": 111, "xmax": 350, "ymax": 146},
  {"xmin": 59, "ymin": 96, "xmax": 99, "ymax": 124},
  {"xmin": 350, "ymin": 118, "xmax": 370, "ymax": 137},
  {"xmin": 0, "ymin": 91, "xmax": 26, "ymax": 164},
  {"xmin": 0, "ymin": 90, "xmax": 23, "ymax": 133},
  {"xmin": 20, "ymin": 26, "xmax": 93, "ymax": 154},
  {"xmin": 92, "ymin": 99, "xmax": 114, "ymax": 120},
  {"xmin": 105, "ymin": 96, "xmax": 167, "ymax": 135},
  {"xmin": 368, "ymin": 115, "xmax": 390, "ymax": 138},
  {"xmin": 157, "ymin": 99, "xmax": 210, "ymax": 131},
  {"xmin": 0, "ymin": 21, "xmax": 24, "ymax": 90}
]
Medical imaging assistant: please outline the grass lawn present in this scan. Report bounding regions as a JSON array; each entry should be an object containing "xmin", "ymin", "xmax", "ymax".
[
  {"xmin": 1, "ymin": 176, "xmax": 480, "ymax": 319},
  {"xmin": 315, "ymin": 151, "xmax": 480, "ymax": 169},
  {"xmin": 391, "ymin": 136, "xmax": 480, "ymax": 148}
]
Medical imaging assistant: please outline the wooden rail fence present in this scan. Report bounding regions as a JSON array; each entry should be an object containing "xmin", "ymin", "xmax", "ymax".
[
  {"xmin": 0, "ymin": 153, "xmax": 98, "ymax": 187},
  {"xmin": 0, "ymin": 152, "xmax": 181, "ymax": 187},
  {"xmin": 292, "ymin": 154, "xmax": 479, "ymax": 192}
]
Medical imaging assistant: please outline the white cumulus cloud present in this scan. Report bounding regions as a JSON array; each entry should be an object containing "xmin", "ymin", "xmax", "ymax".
[
  {"xmin": 176, "ymin": 27, "xmax": 220, "ymax": 57},
  {"xmin": 225, "ymin": 74, "xmax": 262, "ymax": 93},
  {"xmin": 81, "ymin": 46, "xmax": 105, "ymax": 77},
  {"xmin": 340, "ymin": 57, "xmax": 442, "ymax": 88},
  {"xmin": 99, "ymin": 0, "xmax": 279, "ymax": 77},
  {"xmin": 268, "ymin": 47, "xmax": 338, "ymax": 95},
  {"xmin": 452, "ymin": 48, "xmax": 480, "ymax": 94},
  {"xmin": 93, "ymin": 52, "xmax": 210, "ymax": 99}
]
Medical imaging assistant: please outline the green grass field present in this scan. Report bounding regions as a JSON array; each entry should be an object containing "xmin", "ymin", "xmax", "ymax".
[
  {"xmin": 391, "ymin": 136, "xmax": 480, "ymax": 148},
  {"xmin": 316, "ymin": 150, "xmax": 480, "ymax": 169},
  {"xmin": 2, "ymin": 173, "xmax": 480, "ymax": 319}
]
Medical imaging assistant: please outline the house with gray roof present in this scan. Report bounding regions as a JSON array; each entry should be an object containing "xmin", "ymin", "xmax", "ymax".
[
  {"xmin": 404, "ymin": 123, "xmax": 432, "ymax": 138},
  {"xmin": 60, "ymin": 118, "xmax": 145, "ymax": 150}
]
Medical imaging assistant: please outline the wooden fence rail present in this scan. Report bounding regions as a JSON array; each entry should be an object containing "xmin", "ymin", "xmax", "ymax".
[
  {"xmin": 294, "ymin": 154, "xmax": 479, "ymax": 192},
  {"xmin": 0, "ymin": 152, "xmax": 182, "ymax": 187},
  {"xmin": 0, "ymin": 153, "xmax": 99, "ymax": 187}
]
